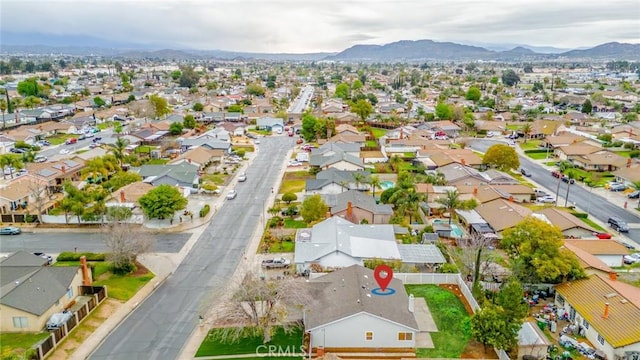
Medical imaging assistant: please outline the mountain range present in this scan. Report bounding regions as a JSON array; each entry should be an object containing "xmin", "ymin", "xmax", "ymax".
[{"xmin": 1, "ymin": 32, "xmax": 638, "ymax": 61}]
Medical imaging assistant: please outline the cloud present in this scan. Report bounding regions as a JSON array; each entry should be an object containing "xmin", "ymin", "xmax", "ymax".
[{"xmin": 1, "ymin": 0, "xmax": 638, "ymax": 52}]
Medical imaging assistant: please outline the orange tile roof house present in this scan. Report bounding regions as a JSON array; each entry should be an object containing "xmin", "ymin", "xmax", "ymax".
[{"xmin": 554, "ymin": 274, "xmax": 640, "ymax": 360}]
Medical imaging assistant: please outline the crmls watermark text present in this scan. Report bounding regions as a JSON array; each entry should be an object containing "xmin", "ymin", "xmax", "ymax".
[{"xmin": 255, "ymin": 345, "xmax": 305, "ymax": 357}]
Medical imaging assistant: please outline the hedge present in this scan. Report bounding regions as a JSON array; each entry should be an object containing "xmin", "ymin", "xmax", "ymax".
[
  {"xmin": 570, "ymin": 211, "xmax": 589, "ymax": 219},
  {"xmin": 57, "ymin": 252, "xmax": 106, "ymax": 262},
  {"xmin": 524, "ymin": 149, "xmax": 549, "ymax": 154},
  {"xmin": 199, "ymin": 204, "xmax": 211, "ymax": 218}
]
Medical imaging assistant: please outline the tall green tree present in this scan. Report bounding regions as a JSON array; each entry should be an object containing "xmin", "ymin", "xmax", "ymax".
[
  {"xmin": 178, "ymin": 66, "xmax": 200, "ymax": 88},
  {"xmin": 501, "ymin": 217, "xmax": 585, "ymax": 283},
  {"xmin": 169, "ymin": 122, "xmax": 184, "ymax": 135},
  {"xmin": 301, "ymin": 113, "xmax": 318, "ymax": 141},
  {"xmin": 334, "ymin": 83, "xmax": 350, "ymax": 100},
  {"xmin": 108, "ymin": 137, "xmax": 129, "ymax": 166},
  {"xmin": 435, "ymin": 102, "xmax": 452, "ymax": 119},
  {"xmin": 183, "ymin": 114, "xmax": 196, "ymax": 129},
  {"xmin": 17, "ymin": 78, "xmax": 40, "ymax": 97},
  {"xmin": 465, "ymin": 86, "xmax": 481, "ymax": 102},
  {"xmin": 436, "ymin": 189, "xmax": 477, "ymax": 225},
  {"xmin": 350, "ymin": 99, "xmax": 373, "ymax": 121},
  {"xmin": 149, "ymin": 94, "xmax": 171, "ymax": 119},
  {"xmin": 138, "ymin": 184, "xmax": 188, "ymax": 219},
  {"xmin": 501, "ymin": 70, "xmax": 520, "ymax": 87},
  {"xmin": 471, "ymin": 304, "xmax": 520, "ymax": 353},
  {"xmin": 482, "ymin": 144, "xmax": 520, "ymax": 171},
  {"xmin": 494, "ymin": 279, "xmax": 529, "ymax": 321},
  {"xmin": 369, "ymin": 175, "xmax": 381, "ymax": 199},
  {"xmin": 300, "ymin": 194, "xmax": 328, "ymax": 224},
  {"xmin": 582, "ymin": 99, "xmax": 593, "ymax": 114},
  {"xmin": 0, "ymin": 154, "xmax": 23, "ymax": 179}
]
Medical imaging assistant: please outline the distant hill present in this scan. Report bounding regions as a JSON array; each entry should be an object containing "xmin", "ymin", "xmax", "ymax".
[
  {"xmin": 559, "ymin": 42, "xmax": 640, "ymax": 59},
  {"xmin": 327, "ymin": 39, "xmax": 493, "ymax": 61}
]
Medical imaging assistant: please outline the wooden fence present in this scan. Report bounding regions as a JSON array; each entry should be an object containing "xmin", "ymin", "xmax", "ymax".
[{"xmin": 31, "ymin": 286, "xmax": 107, "ymax": 360}]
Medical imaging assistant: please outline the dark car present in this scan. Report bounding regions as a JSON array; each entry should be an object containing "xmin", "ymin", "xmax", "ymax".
[
  {"xmin": 627, "ymin": 190, "xmax": 640, "ymax": 199},
  {"xmin": 520, "ymin": 168, "xmax": 532, "ymax": 177},
  {"xmin": 281, "ymin": 207, "xmax": 299, "ymax": 216},
  {"xmin": 561, "ymin": 176, "xmax": 575, "ymax": 184},
  {"xmin": 608, "ymin": 217, "xmax": 630, "ymax": 232},
  {"xmin": 33, "ymin": 252, "xmax": 53, "ymax": 264}
]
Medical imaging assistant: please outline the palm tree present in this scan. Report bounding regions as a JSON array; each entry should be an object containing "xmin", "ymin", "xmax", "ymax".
[
  {"xmin": 563, "ymin": 170, "xmax": 575, "ymax": 207},
  {"xmin": 108, "ymin": 137, "xmax": 129, "ymax": 167},
  {"xmin": 352, "ymin": 172, "xmax": 366, "ymax": 191},
  {"xmin": 0, "ymin": 155, "xmax": 23, "ymax": 179},
  {"xmin": 521, "ymin": 123, "xmax": 532, "ymax": 144},
  {"xmin": 390, "ymin": 155, "xmax": 403, "ymax": 173},
  {"xmin": 82, "ymin": 157, "xmax": 118, "ymax": 183},
  {"xmin": 369, "ymin": 175, "xmax": 381, "ymax": 199},
  {"xmin": 436, "ymin": 189, "xmax": 477, "ymax": 225}
]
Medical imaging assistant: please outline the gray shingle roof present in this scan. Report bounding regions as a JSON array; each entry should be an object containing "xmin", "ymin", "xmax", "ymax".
[
  {"xmin": 305, "ymin": 169, "xmax": 370, "ymax": 191},
  {"xmin": 0, "ymin": 251, "xmax": 48, "ymax": 267},
  {"xmin": 322, "ymin": 190, "xmax": 393, "ymax": 215},
  {"xmin": 0, "ymin": 262, "xmax": 79, "ymax": 316},
  {"xmin": 306, "ymin": 265, "xmax": 419, "ymax": 331},
  {"xmin": 137, "ymin": 163, "xmax": 199, "ymax": 186}
]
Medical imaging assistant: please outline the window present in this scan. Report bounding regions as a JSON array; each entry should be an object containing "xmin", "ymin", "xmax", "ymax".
[
  {"xmin": 556, "ymin": 294, "xmax": 565, "ymax": 306},
  {"xmin": 12, "ymin": 317, "xmax": 28, "ymax": 328},
  {"xmin": 597, "ymin": 334, "xmax": 605, "ymax": 345},
  {"xmin": 398, "ymin": 332, "xmax": 413, "ymax": 341},
  {"xmin": 582, "ymin": 319, "xmax": 590, "ymax": 330},
  {"xmin": 67, "ymin": 287, "xmax": 73, "ymax": 299},
  {"xmin": 365, "ymin": 331, "xmax": 373, "ymax": 341}
]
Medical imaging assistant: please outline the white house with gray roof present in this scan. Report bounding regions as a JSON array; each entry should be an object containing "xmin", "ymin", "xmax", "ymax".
[
  {"xmin": 294, "ymin": 217, "xmax": 445, "ymax": 274},
  {"xmin": 0, "ymin": 252, "xmax": 85, "ymax": 332},
  {"xmin": 305, "ymin": 169, "xmax": 371, "ymax": 195},
  {"xmin": 135, "ymin": 162, "xmax": 199, "ymax": 188}
]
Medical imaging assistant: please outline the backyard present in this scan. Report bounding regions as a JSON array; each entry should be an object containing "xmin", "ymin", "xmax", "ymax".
[
  {"xmin": 279, "ymin": 171, "xmax": 312, "ymax": 194},
  {"xmin": 1, "ymin": 332, "xmax": 49, "ymax": 359},
  {"xmin": 196, "ymin": 326, "xmax": 303, "ymax": 358},
  {"xmin": 370, "ymin": 128, "xmax": 387, "ymax": 138},
  {"xmin": 45, "ymin": 133, "xmax": 77, "ymax": 145}
]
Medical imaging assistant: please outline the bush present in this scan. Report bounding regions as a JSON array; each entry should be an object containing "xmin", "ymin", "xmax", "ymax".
[
  {"xmin": 624, "ymin": 142, "xmax": 635, "ymax": 150},
  {"xmin": 570, "ymin": 211, "xmax": 589, "ymax": 219},
  {"xmin": 630, "ymin": 150, "xmax": 640, "ymax": 158},
  {"xmin": 112, "ymin": 261, "xmax": 135, "ymax": 275},
  {"xmin": 200, "ymin": 204, "xmax": 211, "ymax": 218},
  {"xmin": 57, "ymin": 252, "xmax": 106, "ymax": 262},
  {"xmin": 437, "ymin": 263, "xmax": 459, "ymax": 273}
]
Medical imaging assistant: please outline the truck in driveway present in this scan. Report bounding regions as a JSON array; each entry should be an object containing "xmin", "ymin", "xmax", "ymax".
[{"xmin": 261, "ymin": 257, "xmax": 290, "ymax": 269}]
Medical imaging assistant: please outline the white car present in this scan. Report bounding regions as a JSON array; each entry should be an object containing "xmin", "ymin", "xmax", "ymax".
[
  {"xmin": 254, "ymin": 140, "xmax": 260, "ymax": 144},
  {"xmin": 536, "ymin": 196, "xmax": 556, "ymax": 204},
  {"xmin": 288, "ymin": 160, "xmax": 302, "ymax": 167},
  {"xmin": 238, "ymin": 173, "xmax": 247, "ymax": 182},
  {"xmin": 623, "ymin": 253, "xmax": 640, "ymax": 265},
  {"xmin": 226, "ymin": 189, "xmax": 238, "ymax": 200},
  {"xmin": 59, "ymin": 149, "xmax": 71, "ymax": 155}
]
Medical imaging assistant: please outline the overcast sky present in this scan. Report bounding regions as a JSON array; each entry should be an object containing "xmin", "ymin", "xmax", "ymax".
[{"xmin": 2, "ymin": 0, "xmax": 639, "ymax": 53}]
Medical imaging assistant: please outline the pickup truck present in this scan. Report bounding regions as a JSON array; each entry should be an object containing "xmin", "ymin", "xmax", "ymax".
[{"xmin": 261, "ymin": 257, "xmax": 290, "ymax": 269}]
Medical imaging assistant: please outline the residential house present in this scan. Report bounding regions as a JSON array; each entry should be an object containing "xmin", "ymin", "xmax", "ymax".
[
  {"xmin": 454, "ymin": 209, "xmax": 498, "ymax": 241},
  {"xmin": 534, "ymin": 208, "xmax": 597, "ymax": 238},
  {"xmin": 107, "ymin": 181, "xmax": 154, "ymax": 207},
  {"xmin": 613, "ymin": 165, "xmax": 640, "ymax": 185},
  {"xmin": 294, "ymin": 217, "xmax": 445, "ymax": 273},
  {"xmin": 571, "ymin": 151, "xmax": 628, "ymax": 172},
  {"xmin": 0, "ymin": 175, "xmax": 50, "ymax": 215},
  {"xmin": 0, "ymin": 251, "xmax": 88, "ymax": 332},
  {"xmin": 327, "ymin": 132, "xmax": 368, "ymax": 144},
  {"xmin": 517, "ymin": 321, "xmax": 552, "ymax": 360},
  {"xmin": 437, "ymin": 163, "xmax": 518, "ymax": 187},
  {"xmin": 322, "ymin": 189, "xmax": 393, "ymax": 224},
  {"xmin": 306, "ymin": 265, "xmax": 421, "ymax": 356},
  {"xmin": 256, "ymin": 116, "xmax": 284, "ymax": 132},
  {"xmin": 26, "ymin": 158, "xmax": 86, "ymax": 193},
  {"xmin": 169, "ymin": 147, "xmax": 224, "ymax": 170},
  {"xmin": 475, "ymin": 200, "xmax": 532, "ymax": 233},
  {"xmin": 564, "ymin": 240, "xmax": 630, "ymax": 268},
  {"xmin": 563, "ymin": 241, "xmax": 614, "ymax": 277},
  {"xmin": 542, "ymin": 134, "xmax": 587, "ymax": 149},
  {"xmin": 335, "ymin": 124, "xmax": 361, "ymax": 136},
  {"xmin": 473, "ymin": 120, "xmax": 506, "ymax": 134},
  {"xmin": 427, "ymin": 121, "xmax": 461, "ymax": 138},
  {"xmin": 310, "ymin": 148, "xmax": 365, "ymax": 172},
  {"xmin": 554, "ymin": 274, "xmax": 640, "ymax": 360},
  {"xmin": 419, "ymin": 149, "xmax": 483, "ymax": 169},
  {"xmin": 527, "ymin": 119, "xmax": 561, "ymax": 139},
  {"xmin": 136, "ymin": 162, "xmax": 199, "ymax": 188},
  {"xmin": 306, "ymin": 169, "xmax": 371, "ymax": 195},
  {"xmin": 554, "ymin": 142, "xmax": 601, "ymax": 161},
  {"xmin": 322, "ymin": 99, "xmax": 346, "ymax": 114}
]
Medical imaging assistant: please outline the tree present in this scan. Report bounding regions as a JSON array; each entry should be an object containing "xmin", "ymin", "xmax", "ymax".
[
  {"xmin": 300, "ymin": 194, "xmax": 328, "ymax": 224},
  {"xmin": 350, "ymin": 99, "xmax": 373, "ymax": 121},
  {"xmin": 471, "ymin": 304, "xmax": 520, "ymax": 352},
  {"xmin": 93, "ymin": 96, "xmax": 106, "ymax": 108},
  {"xmin": 301, "ymin": 113, "xmax": 317, "ymax": 141},
  {"xmin": 281, "ymin": 192, "xmax": 297, "ymax": 204},
  {"xmin": 334, "ymin": 82, "xmax": 350, "ymax": 99},
  {"xmin": 465, "ymin": 86, "xmax": 481, "ymax": 102},
  {"xmin": 183, "ymin": 114, "xmax": 196, "ymax": 129},
  {"xmin": 582, "ymin": 99, "xmax": 593, "ymax": 114},
  {"xmin": 28, "ymin": 180, "xmax": 48, "ymax": 224},
  {"xmin": 17, "ymin": 78, "xmax": 40, "ymax": 97},
  {"xmin": 520, "ymin": 123, "xmax": 532, "ymax": 143},
  {"xmin": 523, "ymin": 64, "xmax": 533, "ymax": 73},
  {"xmin": 227, "ymin": 104, "xmax": 243, "ymax": 113},
  {"xmin": 435, "ymin": 102, "xmax": 452, "ymax": 120},
  {"xmin": 501, "ymin": 217, "xmax": 585, "ymax": 283},
  {"xmin": 60, "ymin": 182, "xmax": 87, "ymax": 224},
  {"xmin": 103, "ymin": 219, "xmax": 153, "ymax": 274},
  {"xmin": 179, "ymin": 66, "xmax": 200, "ymax": 88},
  {"xmin": 436, "ymin": 189, "xmax": 477, "ymax": 225},
  {"xmin": 494, "ymin": 279, "xmax": 529, "ymax": 321},
  {"xmin": 192, "ymin": 102, "xmax": 204, "ymax": 111},
  {"xmin": 245, "ymin": 83, "xmax": 266, "ymax": 97},
  {"xmin": 108, "ymin": 137, "xmax": 129, "ymax": 166},
  {"xmin": 149, "ymin": 94, "xmax": 171, "ymax": 119},
  {"xmin": 0, "ymin": 154, "xmax": 23, "ymax": 179},
  {"xmin": 138, "ymin": 184, "xmax": 188, "ymax": 219},
  {"xmin": 352, "ymin": 171, "xmax": 367, "ymax": 191},
  {"xmin": 369, "ymin": 175, "xmax": 381, "ymax": 199},
  {"xmin": 170, "ymin": 70, "xmax": 181, "ymax": 81},
  {"xmin": 169, "ymin": 122, "xmax": 184, "ymax": 135},
  {"xmin": 82, "ymin": 156, "xmax": 118, "ymax": 183},
  {"xmin": 483, "ymin": 144, "xmax": 520, "ymax": 171},
  {"xmin": 501, "ymin": 70, "xmax": 520, "ymax": 87},
  {"xmin": 629, "ymin": 181, "xmax": 640, "ymax": 208},
  {"xmin": 563, "ymin": 170, "xmax": 575, "ymax": 207},
  {"xmin": 213, "ymin": 270, "xmax": 312, "ymax": 344}
]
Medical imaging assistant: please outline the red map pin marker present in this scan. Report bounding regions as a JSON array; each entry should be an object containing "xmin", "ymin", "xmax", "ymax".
[{"xmin": 374, "ymin": 265, "xmax": 393, "ymax": 292}]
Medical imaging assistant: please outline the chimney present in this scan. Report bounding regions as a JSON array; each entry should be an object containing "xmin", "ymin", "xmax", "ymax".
[
  {"xmin": 120, "ymin": 190, "xmax": 126, "ymax": 203},
  {"xmin": 326, "ymin": 211, "xmax": 331, "ymax": 219},
  {"xmin": 509, "ymin": 196, "xmax": 514, "ymax": 202},
  {"xmin": 347, "ymin": 201, "xmax": 353, "ymax": 218},
  {"xmin": 188, "ymin": 158, "xmax": 192, "ymax": 163},
  {"xmin": 461, "ymin": 158, "xmax": 466, "ymax": 165},
  {"xmin": 61, "ymin": 165, "xmax": 66, "ymax": 174},
  {"xmin": 603, "ymin": 302, "xmax": 609, "ymax": 319},
  {"xmin": 627, "ymin": 158, "xmax": 632, "ymax": 168},
  {"xmin": 408, "ymin": 294, "xmax": 415, "ymax": 313},
  {"xmin": 80, "ymin": 256, "xmax": 92, "ymax": 286},
  {"xmin": 609, "ymin": 272, "xmax": 617, "ymax": 281},
  {"xmin": 473, "ymin": 188, "xmax": 478, "ymax": 195}
]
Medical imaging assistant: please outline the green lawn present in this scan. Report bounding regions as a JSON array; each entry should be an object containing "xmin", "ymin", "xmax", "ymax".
[
  {"xmin": 525, "ymin": 152, "xmax": 550, "ymax": 160},
  {"xmin": 284, "ymin": 219, "xmax": 307, "ymax": 229},
  {"xmin": 1, "ymin": 332, "xmax": 49, "ymax": 359},
  {"xmin": 196, "ymin": 326, "xmax": 303, "ymax": 357},
  {"xmin": 615, "ymin": 151, "xmax": 631, "ymax": 158},
  {"xmin": 519, "ymin": 140, "xmax": 543, "ymax": 150},
  {"xmin": 365, "ymin": 140, "xmax": 378, "ymax": 147},
  {"xmin": 134, "ymin": 145, "xmax": 156, "ymax": 154},
  {"xmin": 269, "ymin": 241, "xmax": 295, "ymax": 253},
  {"xmin": 146, "ymin": 158, "xmax": 169, "ymax": 165},
  {"xmin": 233, "ymin": 145, "xmax": 255, "ymax": 153},
  {"xmin": 93, "ymin": 272, "xmax": 154, "ymax": 301},
  {"xmin": 202, "ymin": 173, "xmax": 227, "ymax": 185},
  {"xmin": 371, "ymin": 128, "xmax": 387, "ymax": 138},
  {"xmin": 97, "ymin": 121, "xmax": 114, "ymax": 130},
  {"xmin": 279, "ymin": 180, "xmax": 305, "ymax": 194},
  {"xmin": 54, "ymin": 261, "xmax": 111, "ymax": 277},
  {"xmin": 506, "ymin": 124, "xmax": 520, "ymax": 131},
  {"xmin": 46, "ymin": 133, "xmax": 76, "ymax": 145},
  {"xmin": 579, "ymin": 217, "xmax": 606, "ymax": 232},
  {"xmin": 406, "ymin": 284, "xmax": 471, "ymax": 358}
]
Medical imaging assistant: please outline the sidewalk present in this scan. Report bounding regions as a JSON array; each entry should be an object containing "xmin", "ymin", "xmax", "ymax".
[{"xmin": 178, "ymin": 146, "xmax": 294, "ymax": 359}]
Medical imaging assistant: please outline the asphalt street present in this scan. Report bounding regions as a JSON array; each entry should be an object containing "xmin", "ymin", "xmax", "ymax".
[
  {"xmin": 38, "ymin": 129, "xmax": 115, "ymax": 159},
  {"xmin": 289, "ymin": 85, "xmax": 314, "ymax": 114},
  {"xmin": 89, "ymin": 135, "xmax": 295, "ymax": 360},
  {"xmin": 0, "ymin": 232, "xmax": 190, "ymax": 254},
  {"xmin": 469, "ymin": 139, "xmax": 640, "ymax": 245}
]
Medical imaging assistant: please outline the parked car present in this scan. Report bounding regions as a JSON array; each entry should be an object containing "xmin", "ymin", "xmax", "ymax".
[
  {"xmin": 608, "ymin": 217, "xmax": 630, "ymax": 232},
  {"xmin": 10, "ymin": 147, "xmax": 26, "ymax": 154},
  {"xmin": 46, "ymin": 311, "xmax": 73, "ymax": 330},
  {"xmin": 226, "ymin": 189, "xmax": 238, "ymax": 200},
  {"xmin": 592, "ymin": 232, "xmax": 612, "ymax": 239},
  {"xmin": 246, "ymin": 132, "xmax": 257, "ymax": 139},
  {"xmin": 65, "ymin": 138, "xmax": 77, "ymax": 145},
  {"xmin": 238, "ymin": 173, "xmax": 247, "ymax": 182},
  {"xmin": 617, "ymin": 241, "xmax": 636, "ymax": 251},
  {"xmin": 0, "ymin": 226, "xmax": 21, "ymax": 235},
  {"xmin": 261, "ymin": 257, "xmax": 291, "ymax": 269},
  {"xmin": 561, "ymin": 176, "xmax": 575, "ymax": 184},
  {"xmin": 610, "ymin": 183, "xmax": 627, "ymax": 192},
  {"xmin": 551, "ymin": 171, "xmax": 561, "ymax": 178},
  {"xmin": 38, "ymin": 140, "xmax": 51, "ymax": 146},
  {"xmin": 536, "ymin": 196, "xmax": 556, "ymax": 204},
  {"xmin": 288, "ymin": 160, "xmax": 302, "ymax": 167},
  {"xmin": 627, "ymin": 190, "xmax": 640, "ymax": 199},
  {"xmin": 623, "ymin": 253, "xmax": 640, "ymax": 265},
  {"xmin": 34, "ymin": 155, "xmax": 47, "ymax": 163},
  {"xmin": 520, "ymin": 168, "xmax": 532, "ymax": 177},
  {"xmin": 33, "ymin": 252, "xmax": 53, "ymax": 264},
  {"xmin": 59, "ymin": 149, "xmax": 70, "ymax": 155}
]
